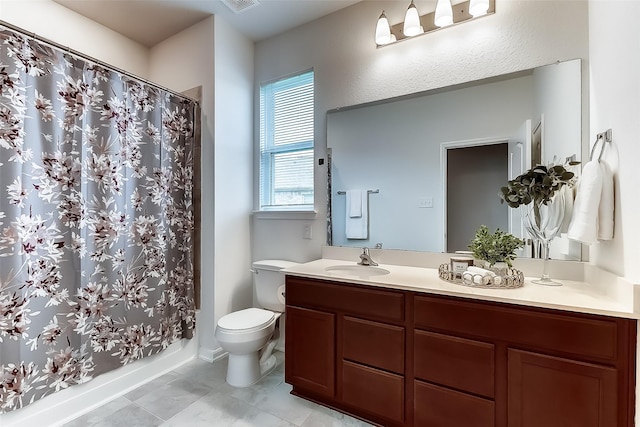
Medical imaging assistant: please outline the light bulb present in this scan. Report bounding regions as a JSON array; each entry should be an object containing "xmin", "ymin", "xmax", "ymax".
[
  {"xmin": 434, "ymin": 0, "xmax": 453, "ymax": 27},
  {"xmin": 375, "ymin": 11, "xmax": 395, "ymax": 45},
  {"xmin": 403, "ymin": 1, "xmax": 424, "ymax": 37},
  {"xmin": 469, "ymin": 0, "xmax": 490, "ymax": 17}
]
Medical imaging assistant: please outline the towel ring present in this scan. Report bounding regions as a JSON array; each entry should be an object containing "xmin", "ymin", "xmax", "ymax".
[
  {"xmin": 590, "ymin": 135, "xmax": 607, "ymax": 162},
  {"xmin": 590, "ymin": 129, "xmax": 613, "ymax": 162}
]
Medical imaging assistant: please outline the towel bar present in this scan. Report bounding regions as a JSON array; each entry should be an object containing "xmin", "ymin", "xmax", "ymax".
[{"xmin": 337, "ymin": 189, "xmax": 380, "ymax": 195}]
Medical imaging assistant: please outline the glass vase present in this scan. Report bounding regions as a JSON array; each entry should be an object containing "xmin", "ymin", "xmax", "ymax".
[{"xmin": 521, "ymin": 191, "xmax": 566, "ymax": 286}]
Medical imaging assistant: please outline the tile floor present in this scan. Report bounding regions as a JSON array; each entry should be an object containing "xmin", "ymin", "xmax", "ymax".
[{"xmin": 63, "ymin": 352, "xmax": 375, "ymax": 427}]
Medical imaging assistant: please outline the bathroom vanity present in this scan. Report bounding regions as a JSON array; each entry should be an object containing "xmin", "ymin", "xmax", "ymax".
[{"xmin": 284, "ymin": 259, "xmax": 638, "ymax": 427}]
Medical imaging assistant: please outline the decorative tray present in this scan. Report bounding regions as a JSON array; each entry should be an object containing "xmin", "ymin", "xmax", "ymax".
[{"xmin": 438, "ymin": 263, "xmax": 524, "ymax": 289}]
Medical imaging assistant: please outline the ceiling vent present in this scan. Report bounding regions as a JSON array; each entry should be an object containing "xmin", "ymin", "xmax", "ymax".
[{"xmin": 220, "ymin": 0, "xmax": 260, "ymax": 14}]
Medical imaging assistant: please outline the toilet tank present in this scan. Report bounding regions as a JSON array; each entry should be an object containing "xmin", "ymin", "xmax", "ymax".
[{"xmin": 253, "ymin": 259, "xmax": 300, "ymax": 312}]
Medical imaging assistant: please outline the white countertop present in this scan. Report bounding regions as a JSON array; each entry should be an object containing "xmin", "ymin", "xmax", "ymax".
[{"xmin": 283, "ymin": 258, "xmax": 640, "ymax": 319}]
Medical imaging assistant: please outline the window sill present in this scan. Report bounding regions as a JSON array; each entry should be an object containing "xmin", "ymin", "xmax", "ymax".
[{"xmin": 253, "ymin": 209, "xmax": 318, "ymax": 221}]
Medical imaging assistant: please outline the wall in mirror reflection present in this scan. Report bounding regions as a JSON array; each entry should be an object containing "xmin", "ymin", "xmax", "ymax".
[{"xmin": 328, "ymin": 59, "xmax": 582, "ymax": 261}]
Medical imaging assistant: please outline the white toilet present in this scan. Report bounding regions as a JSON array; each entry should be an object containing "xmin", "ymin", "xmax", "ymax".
[{"xmin": 214, "ymin": 259, "xmax": 299, "ymax": 387}]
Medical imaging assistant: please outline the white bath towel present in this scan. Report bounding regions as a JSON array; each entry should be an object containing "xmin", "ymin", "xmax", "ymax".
[
  {"xmin": 567, "ymin": 160, "xmax": 603, "ymax": 245},
  {"xmin": 348, "ymin": 189, "xmax": 363, "ymax": 218},
  {"xmin": 598, "ymin": 161, "xmax": 614, "ymax": 240},
  {"xmin": 346, "ymin": 190, "xmax": 368, "ymax": 239}
]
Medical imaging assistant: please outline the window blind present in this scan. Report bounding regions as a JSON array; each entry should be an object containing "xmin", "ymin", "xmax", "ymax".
[{"xmin": 259, "ymin": 70, "xmax": 314, "ymax": 210}]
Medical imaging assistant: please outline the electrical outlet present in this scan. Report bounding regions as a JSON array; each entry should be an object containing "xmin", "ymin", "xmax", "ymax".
[
  {"xmin": 418, "ymin": 197, "xmax": 433, "ymax": 208},
  {"xmin": 303, "ymin": 224, "xmax": 313, "ymax": 239}
]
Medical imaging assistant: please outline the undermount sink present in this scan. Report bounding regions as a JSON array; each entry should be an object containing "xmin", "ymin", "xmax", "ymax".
[{"xmin": 324, "ymin": 264, "xmax": 391, "ymax": 278}]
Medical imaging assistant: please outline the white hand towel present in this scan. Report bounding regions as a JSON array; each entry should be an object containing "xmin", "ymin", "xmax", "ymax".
[
  {"xmin": 347, "ymin": 190, "xmax": 363, "ymax": 218},
  {"xmin": 466, "ymin": 266, "xmax": 497, "ymax": 277},
  {"xmin": 346, "ymin": 190, "xmax": 368, "ymax": 239},
  {"xmin": 598, "ymin": 161, "xmax": 614, "ymax": 240},
  {"xmin": 567, "ymin": 160, "xmax": 603, "ymax": 245},
  {"xmin": 462, "ymin": 271, "xmax": 493, "ymax": 285},
  {"xmin": 559, "ymin": 184, "xmax": 574, "ymax": 234}
]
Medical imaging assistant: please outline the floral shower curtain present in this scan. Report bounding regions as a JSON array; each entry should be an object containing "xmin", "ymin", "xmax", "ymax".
[{"xmin": 0, "ymin": 27, "xmax": 197, "ymax": 413}]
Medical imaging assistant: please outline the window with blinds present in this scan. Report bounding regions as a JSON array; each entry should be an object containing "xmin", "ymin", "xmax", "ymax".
[{"xmin": 259, "ymin": 70, "xmax": 314, "ymax": 210}]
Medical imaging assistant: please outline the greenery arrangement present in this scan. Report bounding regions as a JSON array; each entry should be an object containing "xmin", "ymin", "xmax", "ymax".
[
  {"xmin": 468, "ymin": 225, "xmax": 524, "ymax": 267},
  {"xmin": 499, "ymin": 163, "xmax": 578, "ymax": 208}
]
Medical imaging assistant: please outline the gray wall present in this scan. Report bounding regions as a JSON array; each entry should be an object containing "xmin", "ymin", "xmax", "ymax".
[{"xmin": 252, "ymin": 0, "xmax": 589, "ymax": 263}]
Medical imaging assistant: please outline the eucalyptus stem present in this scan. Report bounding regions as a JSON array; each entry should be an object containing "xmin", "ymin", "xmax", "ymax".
[{"xmin": 534, "ymin": 201, "xmax": 542, "ymax": 230}]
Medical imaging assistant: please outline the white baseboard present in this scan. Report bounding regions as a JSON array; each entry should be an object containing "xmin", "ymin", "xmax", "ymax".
[
  {"xmin": 1, "ymin": 340, "xmax": 197, "ymax": 427},
  {"xmin": 198, "ymin": 346, "xmax": 226, "ymax": 363}
]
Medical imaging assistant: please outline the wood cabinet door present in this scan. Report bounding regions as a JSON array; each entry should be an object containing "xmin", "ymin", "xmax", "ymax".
[
  {"xmin": 285, "ymin": 306, "xmax": 336, "ymax": 398},
  {"xmin": 508, "ymin": 349, "xmax": 618, "ymax": 427}
]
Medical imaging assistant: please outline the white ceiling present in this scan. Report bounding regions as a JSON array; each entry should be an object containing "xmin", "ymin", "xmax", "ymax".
[{"xmin": 53, "ymin": 0, "xmax": 363, "ymax": 47}]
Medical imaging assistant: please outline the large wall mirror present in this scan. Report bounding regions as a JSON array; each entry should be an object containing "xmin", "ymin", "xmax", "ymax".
[{"xmin": 327, "ymin": 59, "xmax": 583, "ymax": 260}]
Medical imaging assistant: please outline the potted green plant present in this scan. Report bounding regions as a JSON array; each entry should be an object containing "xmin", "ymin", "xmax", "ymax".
[{"xmin": 468, "ymin": 225, "xmax": 524, "ymax": 270}]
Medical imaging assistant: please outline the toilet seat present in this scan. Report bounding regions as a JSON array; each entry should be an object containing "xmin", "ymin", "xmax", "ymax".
[{"xmin": 217, "ymin": 308, "xmax": 275, "ymax": 333}]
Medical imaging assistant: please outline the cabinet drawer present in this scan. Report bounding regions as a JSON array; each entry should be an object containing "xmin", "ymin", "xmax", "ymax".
[
  {"xmin": 414, "ymin": 295, "xmax": 618, "ymax": 361},
  {"xmin": 286, "ymin": 276, "xmax": 404, "ymax": 322},
  {"xmin": 415, "ymin": 380, "xmax": 494, "ymax": 427},
  {"xmin": 343, "ymin": 316, "xmax": 405, "ymax": 374},
  {"xmin": 415, "ymin": 330, "xmax": 494, "ymax": 398},
  {"xmin": 342, "ymin": 361, "xmax": 404, "ymax": 424}
]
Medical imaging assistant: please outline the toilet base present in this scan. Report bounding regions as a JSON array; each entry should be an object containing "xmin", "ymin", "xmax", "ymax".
[
  {"xmin": 226, "ymin": 352, "xmax": 261, "ymax": 387},
  {"xmin": 226, "ymin": 350, "xmax": 278, "ymax": 388},
  {"xmin": 260, "ymin": 354, "xmax": 277, "ymax": 376}
]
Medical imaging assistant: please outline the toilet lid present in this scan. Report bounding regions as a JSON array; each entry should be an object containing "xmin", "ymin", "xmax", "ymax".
[{"xmin": 218, "ymin": 308, "xmax": 275, "ymax": 331}]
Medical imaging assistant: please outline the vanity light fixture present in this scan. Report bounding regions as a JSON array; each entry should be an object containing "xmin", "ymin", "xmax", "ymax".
[
  {"xmin": 403, "ymin": 1, "xmax": 424, "ymax": 37},
  {"xmin": 375, "ymin": 0, "xmax": 495, "ymax": 47},
  {"xmin": 375, "ymin": 11, "xmax": 396, "ymax": 45},
  {"xmin": 469, "ymin": 0, "xmax": 490, "ymax": 17},
  {"xmin": 434, "ymin": 0, "xmax": 454, "ymax": 27}
]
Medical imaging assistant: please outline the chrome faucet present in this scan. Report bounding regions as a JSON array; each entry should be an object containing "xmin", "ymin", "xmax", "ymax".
[{"xmin": 358, "ymin": 247, "xmax": 378, "ymax": 266}]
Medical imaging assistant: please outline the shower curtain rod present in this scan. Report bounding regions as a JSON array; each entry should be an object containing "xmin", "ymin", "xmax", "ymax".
[{"xmin": 0, "ymin": 20, "xmax": 200, "ymax": 105}]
